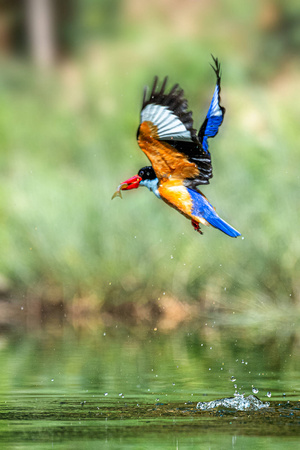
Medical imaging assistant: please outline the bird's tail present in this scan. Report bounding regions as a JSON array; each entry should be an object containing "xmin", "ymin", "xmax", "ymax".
[
  {"xmin": 205, "ymin": 214, "xmax": 241, "ymax": 238},
  {"xmin": 187, "ymin": 188, "xmax": 241, "ymax": 238}
]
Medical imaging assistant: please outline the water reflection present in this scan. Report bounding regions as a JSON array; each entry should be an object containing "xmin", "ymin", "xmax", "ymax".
[{"xmin": 0, "ymin": 312, "xmax": 299, "ymax": 402}]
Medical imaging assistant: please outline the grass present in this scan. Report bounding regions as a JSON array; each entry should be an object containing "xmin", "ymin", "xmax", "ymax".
[{"xmin": 0, "ymin": 2, "xmax": 299, "ymax": 312}]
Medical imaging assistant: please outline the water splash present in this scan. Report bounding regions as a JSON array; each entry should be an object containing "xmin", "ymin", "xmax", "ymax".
[{"xmin": 196, "ymin": 393, "xmax": 270, "ymax": 411}]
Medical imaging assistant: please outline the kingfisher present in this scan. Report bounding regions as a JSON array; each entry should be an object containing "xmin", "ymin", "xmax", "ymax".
[{"xmin": 112, "ymin": 56, "xmax": 240, "ymax": 238}]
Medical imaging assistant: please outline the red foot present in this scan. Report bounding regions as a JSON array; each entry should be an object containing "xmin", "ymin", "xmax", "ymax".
[{"xmin": 191, "ymin": 220, "xmax": 203, "ymax": 234}]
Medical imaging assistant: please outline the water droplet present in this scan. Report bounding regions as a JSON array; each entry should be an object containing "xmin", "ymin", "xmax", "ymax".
[
  {"xmin": 196, "ymin": 394, "xmax": 269, "ymax": 411},
  {"xmin": 267, "ymin": 392, "xmax": 271, "ymax": 398},
  {"xmin": 252, "ymin": 387, "xmax": 259, "ymax": 394},
  {"xmin": 231, "ymin": 376, "xmax": 236, "ymax": 382}
]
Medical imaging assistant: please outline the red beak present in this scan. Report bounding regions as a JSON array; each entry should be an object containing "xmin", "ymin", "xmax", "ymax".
[
  {"xmin": 120, "ymin": 175, "xmax": 142, "ymax": 190},
  {"xmin": 112, "ymin": 175, "xmax": 142, "ymax": 199}
]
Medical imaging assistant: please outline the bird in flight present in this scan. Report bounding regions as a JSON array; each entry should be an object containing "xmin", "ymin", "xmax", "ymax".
[{"xmin": 112, "ymin": 56, "xmax": 240, "ymax": 238}]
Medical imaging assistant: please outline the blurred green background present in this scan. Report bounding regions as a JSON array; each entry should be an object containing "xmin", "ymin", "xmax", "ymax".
[{"xmin": 0, "ymin": 0, "xmax": 299, "ymax": 318}]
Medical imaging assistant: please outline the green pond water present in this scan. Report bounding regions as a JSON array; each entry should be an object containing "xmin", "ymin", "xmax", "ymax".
[{"xmin": 0, "ymin": 311, "xmax": 299, "ymax": 449}]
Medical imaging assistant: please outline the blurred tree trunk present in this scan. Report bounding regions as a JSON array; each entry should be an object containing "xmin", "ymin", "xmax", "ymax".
[{"xmin": 25, "ymin": 0, "xmax": 56, "ymax": 68}]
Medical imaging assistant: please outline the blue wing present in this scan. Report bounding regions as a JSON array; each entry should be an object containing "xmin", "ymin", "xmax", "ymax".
[
  {"xmin": 188, "ymin": 188, "xmax": 240, "ymax": 238},
  {"xmin": 198, "ymin": 56, "xmax": 225, "ymax": 154}
]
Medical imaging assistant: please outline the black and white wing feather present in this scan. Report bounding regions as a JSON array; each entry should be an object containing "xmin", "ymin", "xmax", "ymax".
[{"xmin": 138, "ymin": 77, "xmax": 213, "ymax": 186}]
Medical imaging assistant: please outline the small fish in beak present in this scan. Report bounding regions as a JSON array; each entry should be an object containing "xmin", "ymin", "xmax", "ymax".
[{"xmin": 111, "ymin": 175, "xmax": 142, "ymax": 200}]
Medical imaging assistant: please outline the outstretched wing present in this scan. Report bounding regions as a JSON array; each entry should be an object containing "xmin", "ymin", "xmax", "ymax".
[
  {"xmin": 137, "ymin": 77, "xmax": 212, "ymax": 187},
  {"xmin": 198, "ymin": 56, "xmax": 225, "ymax": 154}
]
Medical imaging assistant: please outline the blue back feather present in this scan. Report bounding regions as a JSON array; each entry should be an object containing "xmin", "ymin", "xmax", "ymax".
[{"xmin": 198, "ymin": 56, "xmax": 225, "ymax": 154}]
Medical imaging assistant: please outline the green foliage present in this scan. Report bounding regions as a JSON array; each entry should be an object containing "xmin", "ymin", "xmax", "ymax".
[{"xmin": 0, "ymin": 0, "xmax": 299, "ymax": 308}]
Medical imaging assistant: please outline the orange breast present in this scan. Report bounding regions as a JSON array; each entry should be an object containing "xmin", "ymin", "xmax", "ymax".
[{"xmin": 158, "ymin": 179, "xmax": 193, "ymax": 220}]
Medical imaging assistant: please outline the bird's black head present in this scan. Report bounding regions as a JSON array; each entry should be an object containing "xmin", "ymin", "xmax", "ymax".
[
  {"xmin": 112, "ymin": 165, "xmax": 159, "ymax": 199},
  {"xmin": 138, "ymin": 166, "xmax": 157, "ymax": 181}
]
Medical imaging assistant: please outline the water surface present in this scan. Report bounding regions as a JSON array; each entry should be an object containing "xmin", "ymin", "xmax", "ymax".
[{"xmin": 0, "ymin": 312, "xmax": 299, "ymax": 448}]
